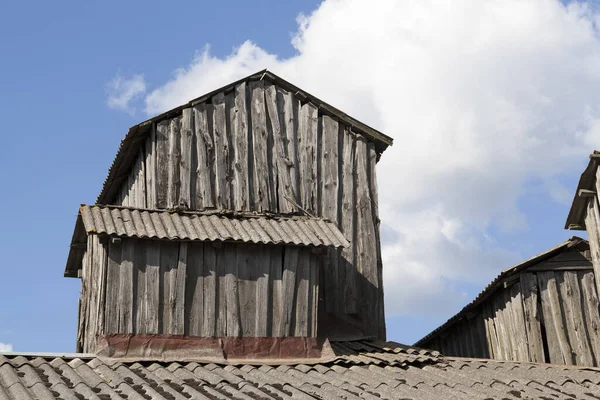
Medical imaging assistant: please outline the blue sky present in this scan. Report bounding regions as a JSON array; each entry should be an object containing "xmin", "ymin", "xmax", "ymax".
[{"xmin": 1, "ymin": 0, "xmax": 599, "ymax": 352}]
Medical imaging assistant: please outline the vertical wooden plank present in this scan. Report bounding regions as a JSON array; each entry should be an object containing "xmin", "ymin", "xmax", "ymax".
[
  {"xmin": 483, "ymin": 302, "xmax": 500, "ymax": 359},
  {"xmin": 180, "ymin": 108, "xmax": 193, "ymax": 208},
  {"xmin": 145, "ymin": 124, "xmax": 157, "ymax": 208},
  {"xmin": 193, "ymin": 103, "xmax": 215, "ymax": 209},
  {"xmin": 215, "ymin": 246, "xmax": 228, "ymax": 336},
  {"xmin": 294, "ymin": 248, "xmax": 311, "ymax": 337},
  {"xmin": 95, "ymin": 238, "xmax": 108, "ymax": 338},
  {"xmin": 579, "ymin": 270, "xmax": 600, "ymax": 365},
  {"xmin": 185, "ymin": 243, "xmax": 204, "ymax": 336},
  {"xmin": 202, "ymin": 244, "xmax": 217, "ymax": 337},
  {"xmin": 167, "ymin": 116, "xmax": 182, "ymax": 208},
  {"xmin": 508, "ymin": 282, "xmax": 530, "ymax": 361},
  {"xmin": 212, "ymin": 92, "xmax": 230, "ymax": 209},
  {"xmin": 557, "ymin": 271, "xmax": 594, "ymax": 366},
  {"xmin": 354, "ymin": 136, "xmax": 378, "ymax": 336},
  {"xmin": 309, "ymin": 252, "xmax": 320, "ymax": 337},
  {"xmin": 249, "ymin": 81, "xmax": 271, "ymax": 211},
  {"xmin": 104, "ymin": 240, "xmax": 121, "ymax": 334},
  {"xmin": 298, "ymin": 102, "xmax": 318, "ymax": 213},
  {"xmin": 475, "ymin": 311, "xmax": 490, "ymax": 358},
  {"xmin": 585, "ymin": 197, "xmax": 600, "ymax": 298},
  {"xmin": 492, "ymin": 293, "xmax": 511, "ymax": 360},
  {"xmin": 270, "ymin": 246, "xmax": 284, "ymax": 337},
  {"xmin": 265, "ymin": 85, "xmax": 292, "ymax": 213},
  {"xmin": 156, "ymin": 120, "xmax": 170, "ymax": 209},
  {"xmin": 231, "ymin": 82, "xmax": 250, "ymax": 211},
  {"xmin": 277, "ymin": 88, "xmax": 300, "ymax": 206},
  {"xmin": 237, "ymin": 244, "xmax": 256, "ymax": 337},
  {"xmin": 520, "ymin": 273, "xmax": 545, "ymax": 362},
  {"xmin": 82, "ymin": 238, "xmax": 93, "ymax": 352},
  {"xmin": 171, "ymin": 242, "xmax": 187, "ymax": 334},
  {"xmin": 340, "ymin": 128, "xmax": 356, "ymax": 314},
  {"xmin": 320, "ymin": 116, "xmax": 340, "ymax": 314},
  {"xmin": 144, "ymin": 244, "xmax": 160, "ymax": 335},
  {"xmin": 118, "ymin": 239, "xmax": 135, "ymax": 333},
  {"xmin": 225, "ymin": 245, "xmax": 241, "ymax": 337},
  {"xmin": 538, "ymin": 271, "xmax": 574, "ymax": 364},
  {"xmin": 255, "ymin": 246, "xmax": 270, "ymax": 336},
  {"xmin": 159, "ymin": 241, "xmax": 180, "ymax": 334},
  {"xmin": 281, "ymin": 246, "xmax": 299, "ymax": 336},
  {"xmin": 135, "ymin": 241, "xmax": 147, "ymax": 334}
]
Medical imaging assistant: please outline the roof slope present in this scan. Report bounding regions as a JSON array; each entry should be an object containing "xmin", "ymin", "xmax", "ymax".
[
  {"xmin": 65, "ymin": 205, "xmax": 349, "ymax": 277},
  {"xmin": 2, "ymin": 341, "xmax": 600, "ymax": 399},
  {"xmin": 415, "ymin": 236, "xmax": 589, "ymax": 347},
  {"xmin": 565, "ymin": 151, "xmax": 600, "ymax": 230},
  {"xmin": 96, "ymin": 69, "xmax": 393, "ymax": 205}
]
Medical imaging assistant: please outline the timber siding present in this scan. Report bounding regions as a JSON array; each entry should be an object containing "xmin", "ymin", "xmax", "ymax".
[
  {"xmin": 84, "ymin": 71, "xmax": 388, "ymax": 341},
  {"xmin": 416, "ymin": 237, "xmax": 600, "ymax": 367}
]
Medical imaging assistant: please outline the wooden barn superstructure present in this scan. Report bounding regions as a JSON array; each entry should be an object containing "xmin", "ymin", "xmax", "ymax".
[
  {"xmin": 416, "ymin": 237, "xmax": 600, "ymax": 367},
  {"xmin": 65, "ymin": 70, "xmax": 392, "ymax": 356}
]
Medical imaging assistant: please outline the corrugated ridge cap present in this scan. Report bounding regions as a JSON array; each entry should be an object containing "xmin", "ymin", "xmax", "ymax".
[
  {"xmin": 414, "ymin": 236, "xmax": 588, "ymax": 347},
  {"xmin": 96, "ymin": 69, "xmax": 393, "ymax": 205}
]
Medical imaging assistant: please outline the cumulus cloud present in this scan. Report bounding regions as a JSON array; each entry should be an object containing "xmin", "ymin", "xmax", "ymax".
[
  {"xmin": 106, "ymin": 73, "xmax": 147, "ymax": 114},
  {"xmin": 135, "ymin": 0, "xmax": 600, "ymax": 317},
  {"xmin": 0, "ymin": 343, "xmax": 12, "ymax": 352}
]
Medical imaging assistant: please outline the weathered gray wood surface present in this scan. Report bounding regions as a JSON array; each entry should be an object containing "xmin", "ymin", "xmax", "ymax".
[
  {"xmin": 108, "ymin": 81, "xmax": 386, "ymax": 340},
  {"xmin": 78, "ymin": 237, "xmax": 321, "ymax": 350}
]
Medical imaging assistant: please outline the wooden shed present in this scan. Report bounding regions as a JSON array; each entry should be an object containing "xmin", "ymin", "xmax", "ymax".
[
  {"xmin": 415, "ymin": 237, "xmax": 600, "ymax": 367},
  {"xmin": 64, "ymin": 70, "xmax": 393, "ymax": 357}
]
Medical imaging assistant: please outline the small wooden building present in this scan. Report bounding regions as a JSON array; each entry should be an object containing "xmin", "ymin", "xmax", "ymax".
[
  {"xmin": 64, "ymin": 70, "xmax": 393, "ymax": 358},
  {"xmin": 416, "ymin": 237, "xmax": 600, "ymax": 366}
]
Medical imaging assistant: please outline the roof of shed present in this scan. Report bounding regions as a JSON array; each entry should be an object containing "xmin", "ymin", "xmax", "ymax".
[
  {"xmin": 2, "ymin": 341, "xmax": 600, "ymax": 399},
  {"xmin": 96, "ymin": 69, "xmax": 394, "ymax": 205},
  {"xmin": 65, "ymin": 205, "xmax": 349, "ymax": 277},
  {"xmin": 565, "ymin": 150, "xmax": 600, "ymax": 230},
  {"xmin": 414, "ymin": 236, "xmax": 589, "ymax": 347}
]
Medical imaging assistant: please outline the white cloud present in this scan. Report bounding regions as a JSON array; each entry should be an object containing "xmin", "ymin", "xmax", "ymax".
[
  {"xmin": 139, "ymin": 0, "xmax": 600, "ymax": 317},
  {"xmin": 106, "ymin": 73, "xmax": 147, "ymax": 114},
  {"xmin": 0, "ymin": 342, "xmax": 12, "ymax": 352}
]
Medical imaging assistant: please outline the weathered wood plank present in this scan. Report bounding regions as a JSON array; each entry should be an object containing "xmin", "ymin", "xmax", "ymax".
[
  {"xmin": 492, "ymin": 292, "xmax": 511, "ymax": 360},
  {"xmin": 266, "ymin": 84, "xmax": 294, "ymax": 213},
  {"xmin": 520, "ymin": 273, "xmax": 545, "ymax": 362},
  {"xmin": 159, "ymin": 241, "xmax": 180, "ymax": 334},
  {"xmin": 579, "ymin": 270, "xmax": 600, "ymax": 365},
  {"xmin": 558, "ymin": 271, "xmax": 594, "ymax": 366},
  {"xmin": 294, "ymin": 248, "xmax": 311, "ymax": 337},
  {"xmin": 135, "ymin": 241, "xmax": 147, "ymax": 335},
  {"xmin": 215, "ymin": 246, "xmax": 228, "ymax": 336},
  {"xmin": 281, "ymin": 246, "xmax": 299, "ymax": 336},
  {"xmin": 538, "ymin": 271, "xmax": 574, "ymax": 364},
  {"xmin": 585, "ymin": 197, "xmax": 600, "ymax": 298},
  {"xmin": 202, "ymin": 244, "xmax": 217, "ymax": 337},
  {"xmin": 277, "ymin": 88, "xmax": 300, "ymax": 206},
  {"xmin": 255, "ymin": 246, "xmax": 270, "ymax": 337},
  {"xmin": 180, "ymin": 108, "xmax": 193, "ymax": 208},
  {"xmin": 340, "ymin": 128, "xmax": 356, "ymax": 314},
  {"xmin": 118, "ymin": 239, "xmax": 135, "ymax": 333},
  {"xmin": 483, "ymin": 303, "xmax": 500, "ymax": 359},
  {"xmin": 225, "ymin": 245, "xmax": 241, "ymax": 337},
  {"xmin": 171, "ymin": 242, "xmax": 187, "ymax": 335},
  {"xmin": 298, "ymin": 102, "xmax": 318, "ymax": 213},
  {"xmin": 167, "ymin": 116, "xmax": 182, "ymax": 208},
  {"xmin": 231, "ymin": 83, "xmax": 250, "ymax": 211},
  {"xmin": 193, "ymin": 104, "xmax": 215, "ymax": 209},
  {"xmin": 212, "ymin": 92, "xmax": 230, "ymax": 209},
  {"xmin": 145, "ymin": 124, "xmax": 157, "ymax": 208},
  {"xmin": 270, "ymin": 246, "xmax": 284, "ymax": 337},
  {"xmin": 104, "ymin": 240, "xmax": 121, "ymax": 334},
  {"xmin": 310, "ymin": 252, "xmax": 319, "ymax": 337},
  {"xmin": 237, "ymin": 244, "xmax": 256, "ymax": 336},
  {"xmin": 355, "ymin": 136, "xmax": 378, "ymax": 335},
  {"xmin": 250, "ymin": 81, "xmax": 271, "ymax": 211},
  {"xmin": 508, "ymin": 282, "xmax": 530, "ymax": 361},
  {"xmin": 156, "ymin": 120, "xmax": 170, "ymax": 209},
  {"xmin": 95, "ymin": 237, "xmax": 108, "ymax": 338},
  {"xmin": 185, "ymin": 243, "xmax": 204, "ymax": 336},
  {"xmin": 144, "ymin": 243, "xmax": 160, "ymax": 335}
]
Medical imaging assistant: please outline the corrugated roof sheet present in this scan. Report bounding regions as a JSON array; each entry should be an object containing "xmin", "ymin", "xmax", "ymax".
[
  {"xmin": 96, "ymin": 70, "xmax": 393, "ymax": 205},
  {"xmin": 79, "ymin": 205, "xmax": 349, "ymax": 248},
  {"xmin": 2, "ymin": 341, "xmax": 600, "ymax": 399},
  {"xmin": 415, "ymin": 236, "xmax": 588, "ymax": 347}
]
